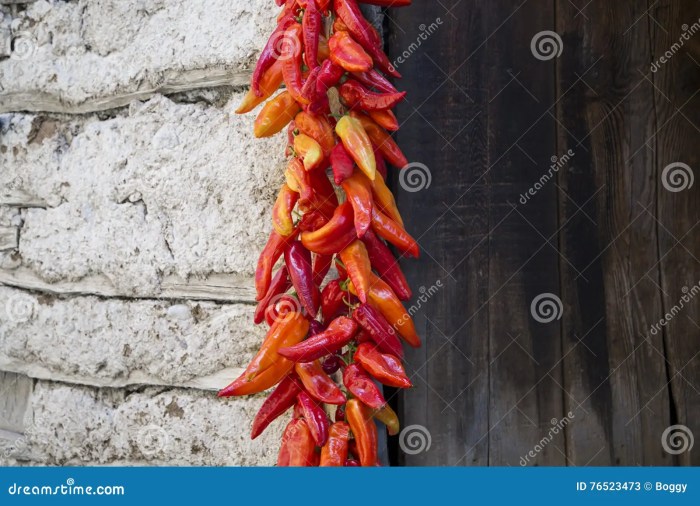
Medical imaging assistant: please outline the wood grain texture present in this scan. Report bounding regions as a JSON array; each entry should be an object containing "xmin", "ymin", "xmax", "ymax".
[{"xmin": 390, "ymin": 0, "xmax": 698, "ymax": 466}]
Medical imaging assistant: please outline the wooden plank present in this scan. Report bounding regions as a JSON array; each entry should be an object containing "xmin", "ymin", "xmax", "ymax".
[
  {"xmin": 485, "ymin": 0, "xmax": 564, "ymax": 466},
  {"xmin": 0, "ymin": 268, "xmax": 257, "ymax": 303},
  {"xmin": 651, "ymin": 0, "xmax": 700, "ymax": 466},
  {"xmin": 390, "ymin": 1, "xmax": 491, "ymax": 466},
  {"xmin": 0, "ymin": 69, "xmax": 252, "ymax": 115},
  {"xmin": 556, "ymin": 1, "xmax": 674, "ymax": 465},
  {"xmin": 0, "ymin": 189, "xmax": 47, "ymax": 208},
  {"xmin": 0, "ymin": 226, "xmax": 17, "ymax": 251},
  {"xmin": 0, "ymin": 371, "xmax": 32, "ymax": 433}
]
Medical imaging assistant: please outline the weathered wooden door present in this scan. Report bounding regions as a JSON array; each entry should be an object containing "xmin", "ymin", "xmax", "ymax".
[{"xmin": 387, "ymin": 0, "xmax": 699, "ymax": 466}]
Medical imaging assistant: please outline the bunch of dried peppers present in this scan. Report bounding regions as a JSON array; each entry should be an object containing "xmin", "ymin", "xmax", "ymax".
[{"xmin": 220, "ymin": 0, "xmax": 418, "ymax": 467}]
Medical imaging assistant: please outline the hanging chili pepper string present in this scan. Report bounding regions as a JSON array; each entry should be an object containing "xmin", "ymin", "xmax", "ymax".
[{"xmin": 220, "ymin": 0, "xmax": 417, "ymax": 467}]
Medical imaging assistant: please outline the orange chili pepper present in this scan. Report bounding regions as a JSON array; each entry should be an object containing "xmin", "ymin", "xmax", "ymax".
[
  {"xmin": 285, "ymin": 158, "xmax": 314, "ymax": 204},
  {"xmin": 373, "ymin": 404, "xmax": 400, "ymax": 436},
  {"xmin": 317, "ymin": 34, "xmax": 330, "ymax": 62},
  {"xmin": 254, "ymin": 91, "xmax": 302, "ymax": 138},
  {"xmin": 278, "ymin": 418, "xmax": 317, "ymax": 466},
  {"xmin": 301, "ymin": 202, "xmax": 357, "ymax": 255},
  {"xmin": 294, "ymin": 133, "xmax": 324, "ymax": 171},
  {"xmin": 371, "ymin": 207, "xmax": 419, "ymax": 258},
  {"xmin": 336, "ymin": 115, "xmax": 376, "ymax": 181},
  {"xmin": 272, "ymin": 183, "xmax": 300, "ymax": 237},
  {"xmin": 329, "ymin": 30, "xmax": 373, "ymax": 72},
  {"xmin": 339, "ymin": 240, "xmax": 372, "ymax": 304},
  {"xmin": 368, "ymin": 108, "xmax": 399, "ymax": 132},
  {"xmin": 371, "ymin": 172, "xmax": 404, "ymax": 227},
  {"xmin": 350, "ymin": 110, "xmax": 408, "ymax": 168},
  {"xmin": 236, "ymin": 60, "xmax": 284, "ymax": 114},
  {"xmin": 352, "ymin": 273, "xmax": 421, "ymax": 347},
  {"xmin": 295, "ymin": 111, "xmax": 336, "ymax": 157},
  {"xmin": 341, "ymin": 172, "xmax": 373, "ymax": 237},
  {"xmin": 295, "ymin": 360, "xmax": 347, "ymax": 405},
  {"xmin": 345, "ymin": 399, "xmax": 378, "ymax": 467},
  {"xmin": 320, "ymin": 422, "xmax": 350, "ymax": 467}
]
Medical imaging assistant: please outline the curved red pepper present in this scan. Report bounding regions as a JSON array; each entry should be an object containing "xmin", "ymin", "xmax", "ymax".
[
  {"xmin": 342, "ymin": 363, "xmax": 386, "ymax": 408},
  {"xmin": 272, "ymin": 183, "xmax": 300, "ymax": 237},
  {"xmin": 361, "ymin": 228, "xmax": 411, "ymax": 301},
  {"xmin": 285, "ymin": 241, "xmax": 320, "ymax": 318},
  {"xmin": 371, "ymin": 208, "xmax": 420, "ymax": 258},
  {"xmin": 352, "ymin": 303, "xmax": 404, "ymax": 358},
  {"xmin": 278, "ymin": 418, "xmax": 316, "ymax": 466},
  {"xmin": 297, "ymin": 390, "xmax": 329, "ymax": 446},
  {"xmin": 251, "ymin": 374, "xmax": 302, "ymax": 439},
  {"xmin": 329, "ymin": 30, "xmax": 373, "ymax": 72},
  {"xmin": 279, "ymin": 316, "xmax": 358, "ymax": 362},
  {"xmin": 351, "ymin": 110, "xmax": 409, "ymax": 168},
  {"xmin": 301, "ymin": 202, "xmax": 357, "ymax": 255},
  {"xmin": 312, "ymin": 253, "xmax": 333, "ymax": 286},
  {"xmin": 254, "ymin": 265, "xmax": 292, "ymax": 324},
  {"xmin": 316, "ymin": 59, "xmax": 346, "ymax": 95},
  {"xmin": 351, "ymin": 69, "xmax": 399, "ymax": 94},
  {"xmin": 321, "ymin": 278, "xmax": 348, "ymax": 322},
  {"xmin": 256, "ymin": 229, "xmax": 299, "ymax": 300},
  {"xmin": 340, "ymin": 79, "xmax": 407, "ymax": 111},
  {"xmin": 301, "ymin": 0, "xmax": 321, "ymax": 70},
  {"xmin": 252, "ymin": 13, "xmax": 296, "ymax": 96},
  {"xmin": 368, "ymin": 108, "xmax": 399, "ymax": 131},
  {"xmin": 295, "ymin": 360, "xmax": 347, "ymax": 405},
  {"xmin": 281, "ymin": 24, "xmax": 310, "ymax": 105},
  {"xmin": 354, "ymin": 342, "xmax": 411, "ymax": 388}
]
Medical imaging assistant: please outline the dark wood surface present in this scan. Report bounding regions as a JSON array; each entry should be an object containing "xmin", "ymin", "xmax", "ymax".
[{"xmin": 386, "ymin": 0, "xmax": 699, "ymax": 466}]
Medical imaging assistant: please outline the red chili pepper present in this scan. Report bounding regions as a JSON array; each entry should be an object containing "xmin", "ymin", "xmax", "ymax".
[
  {"xmin": 254, "ymin": 265, "xmax": 292, "ymax": 324},
  {"xmin": 373, "ymin": 403, "xmax": 400, "ymax": 436},
  {"xmin": 345, "ymin": 398, "xmax": 379, "ymax": 466},
  {"xmin": 350, "ymin": 110, "xmax": 408, "ymax": 168},
  {"xmin": 279, "ymin": 316, "xmax": 358, "ymax": 362},
  {"xmin": 339, "ymin": 240, "xmax": 372, "ymax": 303},
  {"xmin": 364, "ymin": 272, "xmax": 421, "ymax": 347},
  {"xmin": 371, "ymin": 208, "xmax": 419, "ymax": 258},
  {"xmin": 341, "ymin": 172, "xmax": 373, "ymax": 237},
  {"xmin": 299, "ymin": 209, "xmax": 329, "ymax": 232},
  {"xmin": 277, "ymin": 418, "xmax": 316, "ymax": 466},
  {"xmin": 254, "ymin": 91, "xmax": 302, "ymax": 138},
  {"xmin": 305, "ymin": 169, "xmax": 339, "ymax": 219},
  {"xmin": 295, "ymin": 111, "xmax": 336, "ymax": 157},
  {"xmin": 340, "ymin": 79, "xmax": 407, "ymax": 111},
  {"xmin": 329, "ymin": 30, "xmax": 373, "ymax": 72},
  {"xmin": 285, "ymin": 241, "xmax": 320, "ymax": 318},
  {"xmin": 330, "ymin": 143, "xmax": 355, "ymax": 185},
  {"xmin": 281, "ymin": 24, "xmax": 310, "ymax": 105},
  {"xmin": 301, "ymin": 201, "xmax": 357, "ymax": 255},
  {"xmin": 285, "ymin": 158, "xmax": 314, "ymax": 205},
  {"xmin": 301, "ymin": 0, "xmax": 321, "ymax": 70},
  {"xmin": 354, "ymin": 342, "xmax": 411, "ymax": 388},
  {"xmin": 251, "ymin": 374, "xmax": 302, "ymax": 439},
  {"xmin": 351, "ymin": 69, "xmax": 399, "ymax": 94},
  {"xmin": 361, "ymin": 228, "xmax": 411, "ymax": 300},
  {"xmin": 336, "ymin": 115, "xmax": 376, "ymax": 180},
  {"xmin": 333, "ymin": 0, "xmax": 399, "ymax": 77},
  {"xmin": 300, "ymin": 65, "xmax": 323, "ymax": 108},
  {"xmin": 352, "ymin": 303, "xmax": 404, "ymax": 357},
  {"xmin": 272, "ymin": 183, "xmax": 299, "ymax": 237},
  {"xmin": 297, "ymin": 390, "xmax": 329, "ymax": 446},
  {"xmin": 294, "ymin": 133, "xmax": 324, "ymax": 171},
  {"xmin": 368, "ymin": 108, "xmax": 399, "ymax": 131},
  {"xmin": 295, "ymin": 360, "xmax": 347, "ymax": 405},
  {"xmin": 342, "ymin": 363, "xmax": 386, "ymax": 408},
  {"xmin": 374, "ymin": 145, "xmax": 388, "ymax": 180},
  {"xmin": 321, "ymin": 279, "xmax": 347, "ymax": 322},
  {"xmin": 256, "ymin": 228, "xmax": 299, "ymax": 300},
  {"xmin": 251, "ymin": 13, "xmax": 296, "ymax": 97},
  {"xmin": 237, "ymin": 60, "xmax": 284, "ymax": 114},
  {"xmin": 312, "ymin": 253, "xmax": 333, "ymax": 286},
  {"xmin": 316, "ymin": 59, "xmax": 346, "ymax": 95},
  {"xmin": 320, "ymin": 421, "xmax": 350, "ymax": 466}
]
